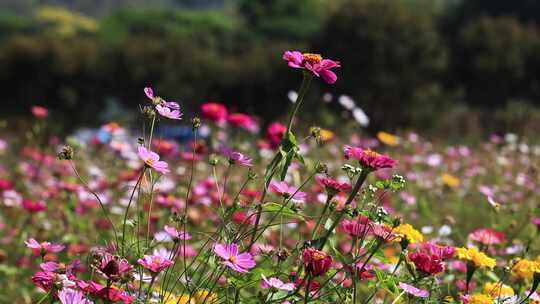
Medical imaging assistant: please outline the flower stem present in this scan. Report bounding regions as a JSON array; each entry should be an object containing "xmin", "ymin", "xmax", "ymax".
[{"xmin": 286, "ymin": 72, "xmax": 313, "ymax": 133}]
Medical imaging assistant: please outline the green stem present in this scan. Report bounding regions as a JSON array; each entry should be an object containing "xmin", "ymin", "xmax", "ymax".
[{"xmin": 286, "ymin": 72, "xmax": 313, "ymax": 133}]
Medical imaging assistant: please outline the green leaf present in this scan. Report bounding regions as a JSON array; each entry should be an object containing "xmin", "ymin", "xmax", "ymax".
[{"xmin": 261, "ymin": 202, "xmax": 304, "ymax": 219}]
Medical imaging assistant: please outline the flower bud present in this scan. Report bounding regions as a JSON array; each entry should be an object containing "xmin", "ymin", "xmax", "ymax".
[
  {"xmin": 191, "ymin": 117, "xmax": 201, "ymax": 130},
  {"xmin": 58, "ymin": 145, "xmax": 74, "ymax": 160}
]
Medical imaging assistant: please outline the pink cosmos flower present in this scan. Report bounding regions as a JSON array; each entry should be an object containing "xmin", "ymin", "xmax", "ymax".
[
  {"xmin": 137, "ymin": 146, "xmax": 170, "ymax": 174},
  {"xmin": 531, "ymin": 218, "xmax": 540, "ymax": 230},
  {"xmin": 58, "ymin": 288, "xmax": 93, "ymax": 304},
  {"xmin": 163, "ymin": 225, "xmax": 192, "ymax": 241},
  {"xmin": 32, "ymin": 106, "xmax": 49, "ymax": 119},
  {"xmin": 137, "ymin": 254, "xmax": 173, "ymax": 274},
  {"xmin": 260, "ymin": 275, "xmax": 295, "ymax": 291},
  {"xmin": 399, "ymin": 282, "xmax": 429, "ymax": 298},
  {"xmin": 315, "ymin": 175, "xmax": 351, "ymax": 195},
  {"xmin": 32, "ymin": 271, "xmax": 57, "ymax": 291},
  {"xmin": 214, "ymin": 243, "xmax": 255, "ymax": 273},
  {"xmin": 469, "ymin": 228, "xmax": 505, "ymax": 245},
  {"xmin": 94, "ymin": 253, "xmax": 133, "ymax": 281},
  {"xmin": 25, "ymin": 238, "xmax": 65, "ymax": 255},
  {"xmin": 303, "ymin": 248, "xmax": 333, "ymax": 276},
  {"xmin": 283, "ymin": 51, "xmax": 341, "ymax": 84},
  {"xmin": 228, "ymin": 113, "xmax": 258, "ymax": 133},
  {"xmin": 266, "ymin": 122, "xmax": 286, "ymax": 148},
  {"xmin": 155, "ymin": 104, "xmax": 182, "ymax": 120},
  {"xmin": 269, "ymin": 181, "xmax": 307, "ymax": 202},
  {"xmin": 339, "ymin": 216, "xmax": 371, "ymax": 237},
  {"xmin": 343, "ymin": 146, "xmax": 396, "ymax": 171},
  {"xmin": 221, "ymin": 147, "xmax": 252, "ymax": 167},
  {"xmin": 201, "ymin": 102, "xmax": 228, "ymax": 123}
]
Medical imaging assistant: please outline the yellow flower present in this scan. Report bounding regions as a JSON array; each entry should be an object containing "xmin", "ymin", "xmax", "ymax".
[
  {"xmin": 165, "ymin": 295, "xmax": 191, "ymax": 304},
  {"xmin": 512, "ymin": 259, "xmax": 540, "ymax": 280},
  {"xmin": 319, "ymin": 129, "xmax": 335, "ymax": 142},
  {"xmin": 441, "ymin": 174, "xmax": 460, "ymax": 188},
  {"xmin": 377, "ymin": 131, "xmax": 399, "ymax": 146},
  {"xmin": 482, "ymin": 282, "xmax": 514, "ymax": 298},
  {"xmin": 456, "ymin": 247, "xmax": 496, "ymax": 269},
  {"xmin": 193, "ymin": 290, "xmax": 218, "ymax": 304},
  {"xmin": 468, "ymin": 294, "xmax": 494, "ymax": 304},
  {"xmin": 393, "ymin": 224, "xmax": 423, "ymax": 244}
]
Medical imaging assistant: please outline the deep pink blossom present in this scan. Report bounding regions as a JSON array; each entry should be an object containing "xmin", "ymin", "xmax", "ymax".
[
  {"xmin": 303, "ymin": 248, "xmax": 332, "ymax": 276},
  {"xmin": 282, "ymin": 51, "xmax": 341, "ymax": 84},
  {"xmin": 94, "ymin": 253, "xmax": 133, "ymax": 281},
  {"xmin": 22, "ymin": 199, "xmax": 47, "ymax": 213},
  {"xmin": 137, "ymin": 146, "xmax": 170, "ymax": 174},
  {"xmin": 31, "ymin": 271, "xmax": 57, "ymax": 291},
  {"xmin": 32, "ymin": 106, "xmax": 49, "ymax": 119},
  {"xmin": 137, "ymin": 254, "xmax": 173, "ymax": 274},
  {"xmin": 25, "ymin": 238, "xmax": 65, "ymax": 255},
  {"xmin": 228, "ymin": 113, "xmax": 258, "ymax": 133},
  {"xmin": 343, "ymin": 146, "xmax": 396, "ymax": 170},
  {"xmin": 214, "ymin": 243, "xmax": 255, "ymax": 273},
  {"xmin": 266, "ymin": 122, "xmax": 286, "ymax": 148},
  {"xmin": 201, "ymin": 102, "xmax": 228, "ymax": 123},
  {"xmin": 316, "ymin": 175, "xmax": 351, "ymax": 195},
  {"xmin": 399, "ymin": 282, "xmax": 429, "ymax": 298},
  {"xmin": 408, "ymin": 242, "xmax": 455, "ymax": 275},
  {"xmin": 269, "ymin": 181, "xmax": 307, "ymax": 202}
]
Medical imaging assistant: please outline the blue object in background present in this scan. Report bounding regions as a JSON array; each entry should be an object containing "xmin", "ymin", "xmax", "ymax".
[{"xmin": 157, "ymin": 126, "xmax": 205, "ymax": 142}]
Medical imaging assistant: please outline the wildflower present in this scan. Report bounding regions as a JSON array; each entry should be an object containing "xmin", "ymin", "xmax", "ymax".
[
  {"xmin": 214, "ymin": 243, "xmax": 255, "ymax": 273},
  {"xmin": 155, "ymin": 104, "xmax": 182, "ymax": 120},
  {"xmin": 512, "ymin": 259, "xmax": 540, "ymax": 280},
  {"xmin": 25, "ymin": 238, "xmax": 65, "ymax": 256},
  {"xmin": 163, "ymin": 225, "xmax": 192, "ymax": 241},
  {"xmin": 137, "ymin": 146, "xmax": 170, "ymax": 174},
  {"xmin": 283, "ymin": 51, "xmax": 341, "ymax": 84},
  {"xmin": 221, "ymin": 147, "xmax": 252, "ymax": 167},
  {"xmin": 303, "ymin": 248, "xmax": 332, "ymax": 276},
  {"xmin": 398, "ymin": 282, "xmax": 429, "ymax": 298},
  {"xmin": 394, "ymin": 224, "xmax": 424, "ymax": 245},
  {"xmin": 137, "ymin": 254, "xmax": 173, "ymax": 274},
  {"xmin": 260, "ymin": 275, "xmax": 295, "ymax": 291},
  {"xmin": 408, "ymin": 242, "xmax": 454, "ymax": 275},
  {"xmin": 531, "ymin": 218, "xmax": 540, "ymax": 231},
  {"xmin": 466, "ymin": 294, "xmax": 493, "ymax": 304},
  {"xmin": 319, "ymin": 129, "xmax": 335, "ymax": 142},
  {"xmin": 315, "ymin": 175, "xmax": 351, "ymax": 196},
  {"xmin": 266, "ymin": 122, "xmax": 286, "ymax": 148},
  {"xmin": 483, "ymin": 282, "xmax": 514, "ymax": 298},
  {"xmin": 441, "ymin": 174, "xmax": 460, "ymax": 188},
  {"xmin": 228, "ymin": 113, "xmax": 258, "ymax": 133},
  {"xmin": 377, "ymin": 132, "xmax": 399, "ymax": 147},
  {"xmin": 144, "ymin": 87, "xmax": 182, "ymax": 119},
  {"xmin": 456, "ymin": 247, "xmax": 496, "ymax": 269},
  {"xmin": 201, "ymin": 102, "xmax": 228, "ymax": 123},
  {"xmin": 58, "ymin": 288, "xmax": 93, "ymax": 304},
  {"xmin": 343, "ymin": 146, "xmax": 396, "ymax": 171},
  {"xmin": 31, "ymin": 106, "xmax": 49, "ymax": 119},
  {"xmin": 93, "ymin": 253, "xmax": 133, "ymax": 281},
  {"xmin": 22, "ymin": 199, "xmax": 47, "ymax": 213},
  {"xmin": 32, "ymin": 271, "xmax": 57, "ymax": 291},
  {"xmin": 469, "ymin": 228, "xmax": 505, "ymax": 245},
  {"xmin": 269, "ymin": 181, "xmax": 307, "ymax": 202}
]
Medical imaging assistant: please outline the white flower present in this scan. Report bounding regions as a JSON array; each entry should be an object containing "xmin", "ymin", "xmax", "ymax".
[
  {"xmin": 352, "ymin": 108, "xmax": 369, "ymax": 127},
  {"xmin": 438, "ymin": 225, "xmax": 452, "ymax": 236},
  {"xmin": 338, "ymin": 95, "xmax": 356, "ymax": 110},
  {"xmin": 288, "ymin": 91, "xmax": 298, "ymax": 103}
]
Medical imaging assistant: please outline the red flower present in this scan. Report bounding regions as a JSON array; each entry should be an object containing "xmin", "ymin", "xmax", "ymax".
[
  {"xmin": 201, "ymin": 102, "xmax": 228, "ymax": 123},
  {"xmin": 303, "ymin": 248, "xmax": 332, "ymax": 276},
  {"xmin": 228, "ymin": 113, "xmax": 258, "ymax": 133},
  {"xmin": 468, "ymin": 228, "xmax": 505, "ymax": 245},
  {"xmin": 408, "ymin": 242, "xmax": 455, "ymax": 276},
  {"xmin": 315, "ymin": 175, "xmax": 352, "ymax": 196},
  {"xmin": 266, "ymin": 122, "xmax": 286, "ymax": 148}
]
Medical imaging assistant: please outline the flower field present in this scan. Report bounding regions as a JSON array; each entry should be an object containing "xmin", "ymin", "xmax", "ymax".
[{"xmin": 2, "ymin": 51, "xmax": 540, "ymax": 304}]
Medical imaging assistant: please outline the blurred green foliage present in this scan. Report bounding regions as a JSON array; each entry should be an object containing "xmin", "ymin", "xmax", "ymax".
[{"xmin": 0, "ymin": 0, "xmax": 539, "ymax": 133}]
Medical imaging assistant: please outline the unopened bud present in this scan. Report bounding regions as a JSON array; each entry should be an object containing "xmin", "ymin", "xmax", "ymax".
[
  {"xmin": 58, "ymin": 145, "xmax": 74, "ymax": 160},
  {"xmin": 191, "ymin": 117, "xmax": 201, "ymax": 130}
]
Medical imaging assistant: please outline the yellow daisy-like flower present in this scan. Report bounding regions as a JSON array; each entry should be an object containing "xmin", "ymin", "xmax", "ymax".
[
  {"xmin": 441, "ymin": 174, "xmax": 460, "ymax": 188},
  {"xmin": 164, "ymin": 294, "xmax": 191, "ymax": 304},
  {"xmin": 193, "ymin": 290, "xmax": 219, "ymax": 304},
  {"xmin": 468, "ymin": 294, "xmax": 494, "ymax": 304},
  {"xmin": 377, "ymin": 131, "xmax": 399, "ymax": 146},
  {"xmin": 512, "ymin": 259, "xmax": 540, "ymax": 280},
  {"xmin": 393, "ymin": 224, "xmax": 424, "ymax": 244},
  {"xmin": 482, "ymin": 282, "xmax": 514, "ymax": 298},
  {"xmin": 456, "ymin": 247, "xmax": 496, "ymax": 269},
  {"xmin": 319, "ymin": 128, "xmax": 335, "ymax": 142}
]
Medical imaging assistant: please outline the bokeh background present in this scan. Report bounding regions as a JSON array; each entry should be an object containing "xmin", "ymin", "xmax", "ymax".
[{"xmin": 1, "ymin": 0, "xmax": 540, "ymax": 138}]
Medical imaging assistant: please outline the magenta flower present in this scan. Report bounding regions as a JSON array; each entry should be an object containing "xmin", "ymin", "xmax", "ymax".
[
  {"xmin": 343, "ymin": 146, "xmax": 396, "ymax": 171},
  {"xmin": 138, "ymin": 146, "xmax": 170, "ymax": 174},
  {"xmin": 221, "ymin": 147, "xmax": 252, "ymax": 167},
  {"xmin": 58, "ymin": 288, "xmax": 93, "ymax": 304},
  {"xmin": 531, "ymin": 218, "xmax": 540, "ymax": 230},
  {"xmin": 201, "ymin": 102, "xmax": 228, "ymax": 123},
  {"xmin": 94, "ymin": 252, "xmax": 133, "ymax": 281},
  {"xmin": 260, "ymin": 275, "xmax": 295, "ymax": 291},
  {"xmin": 214, "ymin": 243, "xmax": 255, "ymax": 273},
  {"xmin": 399, "ymin": 282, "xmax": 429, "ymax": 298},
  {"xmin": 282, "ymin": 51, "xmax": 341, "ymax": 84},
  {"xmin": 31, "ymin": 271, "xmax": 57, "ymax": 291},
  {"xmin": 469, "ymin": 228, "xmax": 505, "ymax": 245},
  {"xmin": 163, "ymin": 225, "xmax": 192, "ymax": 241},
  {"xmin": 25, "ymin": 238, "xmax": 65, "ymax": 255},
  {"xmin": 228, "ymin": 113, "xmax": 258, "ymax": 133},
  {"xmin": 408, "ymin": 242, "xmax": 454, "ymax": 276},
  {"xmin": 31, "ymin": 106, "xmax": 49, "ymax": 119},
  {"xmin": 22, "ymin": 199, "xmax": 47, "ymax": 213},
  {"xmin": 315, "ymin": 175, "xmax": 351, "ymax": 195},
  {"xmin": 269, "ymin": 181, "xmax": 307, "ymax": 202},
  {"xmin": 137, "ymin": 254, "xmax": 173, "ymax": 274}
]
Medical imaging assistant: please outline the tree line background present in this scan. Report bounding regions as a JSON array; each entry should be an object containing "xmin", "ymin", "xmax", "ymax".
[{"xmin": 1, "ymin": 0, "xmax": 540, "ymax": 136}]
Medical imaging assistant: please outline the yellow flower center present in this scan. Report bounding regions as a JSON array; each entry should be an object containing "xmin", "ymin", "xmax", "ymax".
[
  {"xmin": 363, "ymin": 149, "xmax": 381, "ymax": 158},
  {"xmin": 303, "ymin": 53, "xmax": 322, "ymax": 64},
  {"xmin": 311, "ymin": 251, "xmax": 327, "ymax": 261},
  {"xmin": 228, "ymin": 256, "xmax": 237, "ymax": 263}
]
